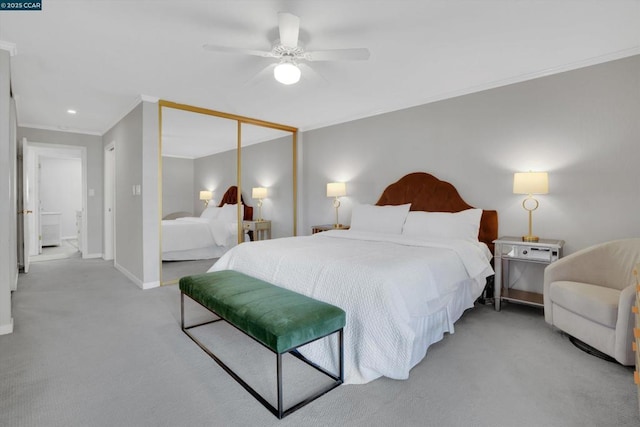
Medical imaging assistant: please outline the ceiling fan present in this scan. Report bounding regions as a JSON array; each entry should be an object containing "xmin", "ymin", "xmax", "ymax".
[{"xmin": 203, "ymin": 12, "xmax": 370, "ymax": 85}]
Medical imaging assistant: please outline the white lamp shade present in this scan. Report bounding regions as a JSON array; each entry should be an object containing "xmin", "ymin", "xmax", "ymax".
[
  {"xmin": 199, "ymin": 190, "xmax": 213, "ymax": 201},
  {"xmin": 252, "ymin": 187, "xmax": 267, "ymax": 199},
  {"xmin": 274, "ymin": 62, "xmax": 301, "ymax": 85},
  {"xmin": 513, "ymin": 172, "xmax": 549, "ymax": 195},
  {"xmin": 326, "ymin": 182, "xmax": 346, "ymax": 198}
]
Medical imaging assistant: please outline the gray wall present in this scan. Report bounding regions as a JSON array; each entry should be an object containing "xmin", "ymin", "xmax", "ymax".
[
  {"xmin": 193, "ymin": 148, "xmax": 237, "ymax": 216},
  {"xmin": 103, "ymin": 104, "xmax": 144, "ymax": 284},
  {"xmin": 141, "ymin": 101, "xmax": 160, "ymax": 286},
  {"xmin": 302, "ymin": 55, "xmax": 640, "ymax": 291},
  {"xmin": 17, "ymin": 127, "xmax": 104, "ymax": 257},
  {"xmin": 162, "ymin": 157, "xmax": 195, "ymax": 217},
  {"xmin": 242, "ymin": 136, "xmax": 295, "ymax": 238},
  {"xmin": 0, "ymin": 48, "xmax": 16, "ymax": 334},
  {"xmin": 192, "ymin": 136, "xmax": 295, "ymax": 239},
  {"xmin": 102, "ymin": 100, "xmax": 159, "ymax": 289}
]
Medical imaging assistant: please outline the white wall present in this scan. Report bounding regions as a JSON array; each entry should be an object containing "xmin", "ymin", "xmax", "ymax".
[
  {"xmin": 0, "ymin": 48, "xmax": 16, "ymax": 335},
  {"xmin": 39, "ymin": 157, "xmax": 82, "ymax": 239},
  {"xmin": 301, "ymin": 55, "xmax": 640, "ymax": 292}
]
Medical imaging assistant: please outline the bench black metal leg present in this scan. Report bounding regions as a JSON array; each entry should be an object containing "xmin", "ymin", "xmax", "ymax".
[
  {"xmin": 277, "ymin": 353, "xmax": 283, "ymax": 419},
  {"xmin": 181, "ymin": 292, "xmax": 343, "ymax": 419},
  {"xmin": 180, "ymin": 292, "xmax": 184, "ymax": 330},
  {"xmin": 339, "ymin": 329, "xmax": 344, "ymax": 382}
]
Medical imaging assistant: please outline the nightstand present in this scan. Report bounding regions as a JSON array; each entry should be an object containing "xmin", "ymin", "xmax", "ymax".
[
  {"xmin": 311, "ymin": 224, "xmax": 350, "ymax": 234},
  {"xmin": 493, "ymin": 236, "xmax": 564, "ymax": 311},
  {"xmin": 243, "ymin": 220, "xmax": 271, "ymax": 241}
]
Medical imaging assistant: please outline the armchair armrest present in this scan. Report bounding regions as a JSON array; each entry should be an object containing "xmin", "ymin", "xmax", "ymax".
[{"xmin": 614, "ymin": 284, "xmax": 636, "ymax": 365}]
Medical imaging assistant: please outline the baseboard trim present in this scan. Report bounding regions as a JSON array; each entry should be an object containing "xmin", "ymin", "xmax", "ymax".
[
  {"xmin": 82, "ymin": 253, "xmax": 103, "ymax": 259},
  {"xmin": 114, "ymin": 263, "xmax": 159, "ymax": 290},
  {"xmin": 114, "ymin": 262, "xmax": 143, "ymax": 289},
  {"xmin": 0, "ymin": 318, "xmax": 14, "ymax": 335},
  {"xmin": 11, "ymin": 268, "xmax": 18, "ymax": 291},
  {"xmin": 142, "ymin": 281, "xmax": 160, "ymax": 290}
]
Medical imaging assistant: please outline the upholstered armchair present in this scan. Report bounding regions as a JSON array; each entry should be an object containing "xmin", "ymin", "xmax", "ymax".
[{"xmin": 544, "ymin": 238, "xmax": 640, "ymax": 365}]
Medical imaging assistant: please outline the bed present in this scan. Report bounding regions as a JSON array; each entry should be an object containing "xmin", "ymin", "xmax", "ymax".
[
  {"xmin": 162, "ymin": 186, "xmax": 253, "ymax": 261},
  {"xmin": 209, "ymin": 172, "xmax": 498, "ymax": 384}
]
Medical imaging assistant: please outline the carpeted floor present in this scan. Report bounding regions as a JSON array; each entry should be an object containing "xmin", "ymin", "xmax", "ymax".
[
  {"xmin": 1, "ymin": 257, "xmax": 637, "ymax": 427},
  {"xmin": 161, "ymin": 258, "xmax": 218, "ymax": 284},
  {"xmin": 30, "ymin": 239, "xmax": 80, "ymax": 263}
]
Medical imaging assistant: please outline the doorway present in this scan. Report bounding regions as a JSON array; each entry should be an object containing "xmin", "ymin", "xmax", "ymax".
[{"xmin": 22, "ymin": 141, "xmax": 87, "ymax": 264}]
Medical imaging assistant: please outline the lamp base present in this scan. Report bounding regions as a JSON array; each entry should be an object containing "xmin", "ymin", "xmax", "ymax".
[{"xmin": 522, "ymin": 235, "xmax": 539, "ymax": 242}]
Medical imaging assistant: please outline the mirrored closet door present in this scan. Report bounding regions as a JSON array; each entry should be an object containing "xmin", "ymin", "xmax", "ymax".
[{"xmin": 158, "ymin": 100, "xmax": 297, "ymax": 285}]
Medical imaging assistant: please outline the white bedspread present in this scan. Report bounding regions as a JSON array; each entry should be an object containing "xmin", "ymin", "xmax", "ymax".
[
  {"xmin": 209, "ymin": 230, "xmax": 494, "ymax": 384},
  {"xmin": 162, "ymin": 217, "xmax": 237, "ymax": 253}
]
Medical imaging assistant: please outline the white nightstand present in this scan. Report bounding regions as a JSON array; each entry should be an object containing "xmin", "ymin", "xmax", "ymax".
[
  {"xmin": 243, "ymin": 220, "xmax": 271, "ymax": 241},
  {"xmin": 493, "ymin": 236, "xmax": 564, "ymax": 311}
]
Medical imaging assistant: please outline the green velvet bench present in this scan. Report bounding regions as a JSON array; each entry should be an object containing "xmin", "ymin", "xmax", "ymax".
[{"xmin": 179, "ymin": 269, "xmax": 346, "ymax": 419}]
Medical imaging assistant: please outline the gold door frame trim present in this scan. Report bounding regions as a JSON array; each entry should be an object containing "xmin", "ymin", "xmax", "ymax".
[{"xmin": 158, "ymin": 100, "xmax": 298, "ymax": 286}]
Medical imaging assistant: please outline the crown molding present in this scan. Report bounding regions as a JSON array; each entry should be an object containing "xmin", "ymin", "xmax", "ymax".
[
  {"xmin": 299, "ymin": 46, "xmax": 640, "ymax": 133},
  {"xmin": 18, "ymin": 122, "xmax": 102, "ymax": 136},
  {"xmin": 140, "ymin": 94, "xmax": 159, "ymax": 103},
  {"xmin": 0, "ymin": 40, "xmax": 17, "ymax": 56}
]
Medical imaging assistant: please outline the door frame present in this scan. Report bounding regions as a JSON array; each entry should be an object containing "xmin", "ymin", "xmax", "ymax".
[
  {"xmin": 23, "ymin": 141, "xmax": 87, "ymax": 259},
  {"xmin": 104, "ymin": 141, "xmax": 115, "ymax": 261}
]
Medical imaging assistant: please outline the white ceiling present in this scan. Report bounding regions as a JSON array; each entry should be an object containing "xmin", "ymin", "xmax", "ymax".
[{"xmin": 1, "ymin": 1, "xmax": 639, "ymax": 157}]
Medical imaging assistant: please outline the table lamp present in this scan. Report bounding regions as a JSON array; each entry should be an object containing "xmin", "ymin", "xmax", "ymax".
[
  {"xmin": 252, "ymin": 187, "xmax": 267, "ymax": 221},
  {"xmin": 513, "ymin": 171, "xmax": 548, "ymax": 242},
  {"xmin": 326, "ymin": 182, "xmax": 346, "ymax": 228}
]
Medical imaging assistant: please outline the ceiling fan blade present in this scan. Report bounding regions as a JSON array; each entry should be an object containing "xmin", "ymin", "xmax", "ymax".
[
  {"xmin": 298, "ymin": 63, "xmax": 328, "ymax": 85},
  {"xmin": 203, "ymin": 44, "xmax": 274, "ymax": 58},
  {"xmin": 243, "ymin": 63, "xmax": 277, "ymax": 87},
  {"xmin": 278, "ymin": 12, "xmax": 300, "ymax": 47},
  {"xmin": 304, "ymin": 48, "xmax": 370, "ymax": 62}
]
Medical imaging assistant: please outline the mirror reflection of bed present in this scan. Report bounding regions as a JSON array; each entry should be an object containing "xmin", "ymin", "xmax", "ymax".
[
  {"xmin": 160, "ymin": 107, "xmax": 240, "ymax": 284},
  {"xmin": 161, "ymin": 186, "xmax": 252, "ymax": 283}
]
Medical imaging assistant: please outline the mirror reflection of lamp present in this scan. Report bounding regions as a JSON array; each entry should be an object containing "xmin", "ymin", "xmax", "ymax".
[
  {"xmin": 252, "ymin": 187, "xmax": 268, "ymax": 221},
  {"xmin": 326, "ymin": 182, "xmax": 347, "ymax": 228},
  {"xmin": 199, "ymin": 190, "xmax": 213, "ymax": 207},
  {"xmin": 513, "ymin": 172, "xmax": 549, "ymax": 242}
]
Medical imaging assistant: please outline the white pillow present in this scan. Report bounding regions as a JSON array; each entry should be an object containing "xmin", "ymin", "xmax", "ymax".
[
  {"xmin": 218, "ymin": 203, "xmax": 241, "ymax": 223},
  {"xmin": 350, "ymin": 203, "xmax": 411, "ymax": 235},
  {"xmin": 200, "ymin": 206, "xmax": 221, "ymax": 219},
  {"xmin": 402, "ymin": 208, "xmax": 482, "ymax": 241}
]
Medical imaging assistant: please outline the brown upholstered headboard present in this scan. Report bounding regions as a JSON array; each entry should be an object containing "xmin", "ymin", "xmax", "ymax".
[
  {"xmin": 376, "ymin": 172, "xmax": 498, "ymax": 254},
  {"xmin": 217, "ymin": 185, "xmax": 253, "ymax": 221}
]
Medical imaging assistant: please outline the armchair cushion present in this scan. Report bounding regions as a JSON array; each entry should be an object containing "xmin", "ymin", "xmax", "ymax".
[{"xmin": 548, "ymin": 281, "xmax": 620, "ymax": 328}]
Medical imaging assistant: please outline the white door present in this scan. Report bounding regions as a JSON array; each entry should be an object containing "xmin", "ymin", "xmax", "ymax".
[
  {"xmin": 104, "ymin": 143, "xmax": 115, "ymax": 260},
  {"xmin": 21, "ymin": 138, "xmax": 32, "ymax": 273}
]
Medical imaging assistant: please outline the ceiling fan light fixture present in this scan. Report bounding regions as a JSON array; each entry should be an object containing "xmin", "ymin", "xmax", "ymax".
[{"xmin": 274, "ymin": 61, "xmax": 301, "ymax": 85}]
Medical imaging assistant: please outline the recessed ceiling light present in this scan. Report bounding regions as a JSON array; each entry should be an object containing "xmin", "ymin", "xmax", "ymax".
[{"xmin": 67, "ymin": 109, "xmax": 77, "ymax": 114}]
